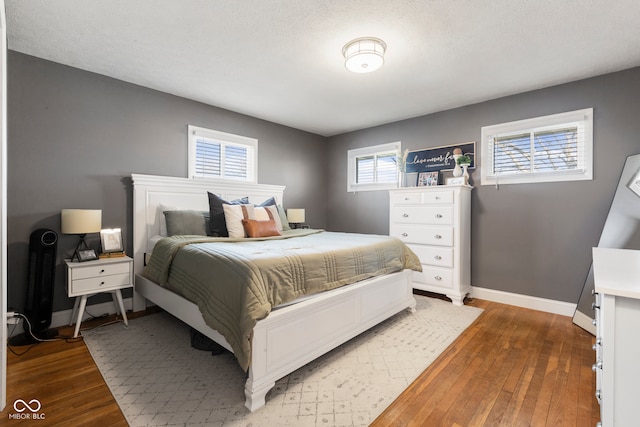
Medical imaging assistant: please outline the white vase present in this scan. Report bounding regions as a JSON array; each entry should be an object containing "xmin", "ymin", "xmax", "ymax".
[
  {"xmin": 452, "ymin": 155, "xmax": 462, "ymax": 177},
  {"xmin": 461, "ymin": 164, "xmax": 470, "ymax": 184}
]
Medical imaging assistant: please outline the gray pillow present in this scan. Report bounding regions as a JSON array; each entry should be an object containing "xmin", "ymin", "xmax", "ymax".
[{"xmin": 163, "ymin": 210, "xmax": 209, "ymax": 236}]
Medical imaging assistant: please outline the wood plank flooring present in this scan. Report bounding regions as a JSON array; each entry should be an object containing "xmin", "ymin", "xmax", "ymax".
[{"xmin": 1, "ymin": 297, "xmax": 599, "ymax": 426}]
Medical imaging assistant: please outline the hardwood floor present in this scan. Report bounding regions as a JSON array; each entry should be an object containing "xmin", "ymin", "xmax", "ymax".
[{"xmin": 1, "ymin": 298, "xmax": 599, "ymax": 426}]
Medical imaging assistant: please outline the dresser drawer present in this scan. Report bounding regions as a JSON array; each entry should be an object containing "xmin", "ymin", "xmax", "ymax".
[
  {"xmin": 407, "ymin": 244, "xmax": 453, "ymax": 268},
  {"xmin": 392, "ymin": 206, "xmax": 453, "ymax": 225},
  {"xmin": 70, "ymin": 261, "xmax": 130, "ymax": 280},
  {"xmin": 70, "ymin": 272, "xmax": 131, "ymax": 295},
  {"xmin": 391, "ymin": 225, "xmax": 453, "ymax": 246},
  {"xmin": 414, "ymin": 265, "xmax": 454, "ymax": 289},
  {"xmin": 390, "ymin": 190, "xmax": 454, "ymax": 205}
]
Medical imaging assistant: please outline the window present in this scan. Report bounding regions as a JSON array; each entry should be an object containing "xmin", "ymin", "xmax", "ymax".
[
  {"xmin": 347, "ymin": 142, "xmax": 401, "ymax": 192},
  {"xmin": 480, "ymin": 108, "xmax": 593, "ymax": 186},
  {"xmin": 188, "ymin": 125, "xmax": 257, "ymax": 183}
]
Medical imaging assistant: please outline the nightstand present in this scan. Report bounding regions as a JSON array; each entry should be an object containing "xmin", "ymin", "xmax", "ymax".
[{"xmin": 65, "ymin": 256, "xmax": 133, "ymax": 338}]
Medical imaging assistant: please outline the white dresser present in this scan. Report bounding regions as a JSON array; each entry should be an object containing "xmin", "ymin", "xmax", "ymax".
[
  {"xmin": 389, "ymin": 185, "xmax": 472, "ymax": 305},
  {"xmin": 592, "ymin": 248, "xmax": 640, "ymax": 427}
]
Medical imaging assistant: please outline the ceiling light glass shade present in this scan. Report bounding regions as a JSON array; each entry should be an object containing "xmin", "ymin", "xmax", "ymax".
[{"xmin": 342, "ymin": 37, "xmax": 387, "ymax": 73}]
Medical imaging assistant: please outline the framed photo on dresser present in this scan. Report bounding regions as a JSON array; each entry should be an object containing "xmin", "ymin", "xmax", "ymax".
[{"xmin": 418, "ymin": 171, "xmax": 439, "ymax": 186}]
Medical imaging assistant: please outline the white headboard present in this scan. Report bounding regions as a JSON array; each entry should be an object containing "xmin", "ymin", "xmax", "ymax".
[{"xmin": 131, "ymin": 174, "xmax": 285, "ymax": 309}]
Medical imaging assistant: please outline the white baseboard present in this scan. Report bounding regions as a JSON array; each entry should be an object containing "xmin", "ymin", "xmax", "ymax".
[
  {"xmin": 471, "ymin": 286, "xmax": 577, "ymax": 317},
  {"xmin": 7, "ymin": 297, "xmax": 132, "ymax": 337},
  {"xmin": 571, "ymin": 309, "xmax": 596, "ymax": 335}
]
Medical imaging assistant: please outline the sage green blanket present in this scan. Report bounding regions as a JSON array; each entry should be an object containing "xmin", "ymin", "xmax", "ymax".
[{"xmin": 143, "ymin": 229, "xmax": 421, "ymax": 371}]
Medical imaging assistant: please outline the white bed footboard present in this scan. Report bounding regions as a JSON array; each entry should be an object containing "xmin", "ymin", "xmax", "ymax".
[{"xmin": 136, "ymin": 269, "xmax": 415, "ymax": 411}]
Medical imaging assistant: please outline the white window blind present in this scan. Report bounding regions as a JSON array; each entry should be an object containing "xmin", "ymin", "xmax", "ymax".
[
  {"xmin": 348, "ymin": 142, "xmax": 401, "ymax": 192},
  {"xmin": 481, "ymin": 108, "xmax": 593, "ymax": 186},
  {"xmin": 188, "ymin": 125, "xmax": 257, "ymax": 183}
]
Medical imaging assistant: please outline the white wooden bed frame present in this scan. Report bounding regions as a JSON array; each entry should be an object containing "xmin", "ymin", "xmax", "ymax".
[{"xmin": 131, "ymin": 173, "xmax": 417, "ymax": 411}]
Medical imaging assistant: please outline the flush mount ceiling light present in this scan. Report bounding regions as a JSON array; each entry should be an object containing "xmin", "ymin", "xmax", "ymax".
[{"xmin": 342, "ymin": 37, "xmax": 387, "ymax": 73}]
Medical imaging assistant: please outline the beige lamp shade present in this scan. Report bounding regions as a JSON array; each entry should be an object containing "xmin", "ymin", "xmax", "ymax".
[
  {"xmin": 61, "ymin": 209, "xmax": 102, "ymax": 235},
  {"xmin": 287, "ymin": 208, "xmax": 305, "ymax": 224}
]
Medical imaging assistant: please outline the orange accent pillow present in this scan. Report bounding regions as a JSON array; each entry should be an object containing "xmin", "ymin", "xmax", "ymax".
[{"xmin": 242, "ymin": 219, "xmax": 282, "ymax": 238}]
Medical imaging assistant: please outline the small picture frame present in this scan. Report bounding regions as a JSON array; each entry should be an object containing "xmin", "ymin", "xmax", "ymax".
[
  {"xmin": 418, "ymin": 171, "xmax": 439, "ymax": 187},
  {"xmin": 77, "ymin": 249, "xmax": 99, "ymax": 262},
  {"xmin": 447, "ymin": 177, "xmax": 466, "ymax": 185},
  {"xmin": 100, "ymin": 228, "xmax": 123, "ymax": 253}
]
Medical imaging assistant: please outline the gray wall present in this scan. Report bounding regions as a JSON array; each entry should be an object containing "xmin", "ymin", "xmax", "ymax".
[
  {"xmin": 326, "ymin": 67, "xmax": 640, "ymax": 303},
  {"xmin": 8, "ymin": 51, "xmax": 327, "ymax": 313},
  {"xmin": 9, "ymin": 48, "xmax": 640, "ymax": 314}
]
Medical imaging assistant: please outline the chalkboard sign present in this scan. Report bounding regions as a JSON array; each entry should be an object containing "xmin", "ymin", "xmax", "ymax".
[{"xmin": 405, "ymin": 142, "xmax": 475, "ymax": 173}]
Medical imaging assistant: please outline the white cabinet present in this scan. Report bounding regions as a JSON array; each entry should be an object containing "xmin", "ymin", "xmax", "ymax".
[
  {"xmin": 389, "ymin": 186, "xmax": 472, "ymax": 305},
  {"xmin": 592, "ymin": 248, "xmax": 640, "ymax": 427}
]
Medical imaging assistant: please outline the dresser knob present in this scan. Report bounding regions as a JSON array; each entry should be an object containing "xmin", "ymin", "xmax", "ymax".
[
  {"xmin": 99, "ymin": 281, "xmax": 105, "ymax": 286},
  {"xmin": 592, "ymin": 360, "xmax": 602, "ymax": 371},
  {"xmin": 592, "ymin": 339, "xmax": 602, "ymax": 351},
  {"xmin": 435, "ymin": 234, "xmax": 442, "ymax": 239},
  {"xmin": 595, "ymin": 390, "xmax": 602, "ymax": 400},
  {"xmin": 404, "ymin": 197, "xmax": 410, "ymax": 201},
  {"xmin": 436, "ymin": 214, "xmax": 443, "ymax": 218},
  {"xmin": 403, "ymin": 213, "xmax": 409, "ymax": 218},
  {"xmin": 434, "ymin": 276, "xmax": 442, "ymax": 280},
  {"xmin": 592, "ymin": 318, "xmax": 597, "ymax": 326},
  {"xmin": 592, "ymin": 302, "xmax": 600, "ymax": 310},
  {"xmin": 402, "ymin": 233, "xmax": 408, "ymax": 237},
  {"xmin": 434, "ymin": 255, "xmax": 442, "ymax": 260},
  {"xmin": 100, "ymin": 269, "xmax": 105, "ymax": 273}
]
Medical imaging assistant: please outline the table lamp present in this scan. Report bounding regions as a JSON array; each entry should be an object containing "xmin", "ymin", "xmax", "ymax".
[
  {"xmin": 61, "ymin": 209, "xmax": 102, "ymax": 261},
  {"xmin": 287, "ymin": 208, "xmax": 305, "ymax": 229}
]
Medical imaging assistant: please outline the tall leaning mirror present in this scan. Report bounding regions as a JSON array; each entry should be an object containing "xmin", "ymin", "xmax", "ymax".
[{"xmin": 573, "ymin": 153, "xmax": 640, "ymax": 333}]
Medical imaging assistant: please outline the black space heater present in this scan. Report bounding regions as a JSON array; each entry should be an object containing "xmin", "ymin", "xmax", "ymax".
[{"xmin": 10, "ymin": 228, "xmax": 59, "ymax": 345}]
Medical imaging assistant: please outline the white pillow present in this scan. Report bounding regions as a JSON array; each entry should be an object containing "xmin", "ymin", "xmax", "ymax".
[
  {"xmin": 222, "ymin": 204, "xmax": 255, "ymax": 238},
  {"xmin": 254, "ymin": 205, "xmax": 283, "ymax": 231}
]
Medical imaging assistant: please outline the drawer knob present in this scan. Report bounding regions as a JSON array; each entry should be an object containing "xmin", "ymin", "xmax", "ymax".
[
  {"xmin": 592, "ymin": 360, "xmax": 602, "ymax": 371},
  {"xmin": 404, "ymin": 197, "xmax": 410, "ymax": 200},
  {"xmin": 403, "ymin": 213, "xmax": 409, "ymax": 218},
  {"xmin": 435, "ymin": 234, "xmax": 442, "ymax": 239},
  {"xmin": 402, "ymin": 233, "xmax": 408, "ymax": 237},
  {"xmin": 592, "ymin": 339, "xmax": 602, "ymax": 351},
  {"xmin": 100, "ymin": 269, "xmax": 105, "ymax": 274},
  {"xmin": 592, "ymin": 319, "xmax": 597, "ymax": 326},
  {"xmin": 436, "ymin": 214, "xmax": 443, "ymax": 218},
  {"xmin": 591, "ymin": 302, "xmax": 600, "ymax": 310},
  {"xmin": 99, "ymin": 281, "xmax": 105, "ymax": 286},
  {"xmin": 434, "ymin": 275, "xmax": 442, "ymax": 281},
  {"xmin": 434, "ymin": 255, "xmax": 442, "ymax": 260},
  {"xmin": 435, "ymin": 196, "xmax": 440, "ymax": 200},
  {"xmin": 595, "ymin": 390, "xmax": 602, "ymax": 400}
]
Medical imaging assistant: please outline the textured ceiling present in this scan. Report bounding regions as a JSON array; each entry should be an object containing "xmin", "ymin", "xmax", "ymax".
[{"xmin": 6, "ymin": 1, "xmax": 640, "ymax": 136}]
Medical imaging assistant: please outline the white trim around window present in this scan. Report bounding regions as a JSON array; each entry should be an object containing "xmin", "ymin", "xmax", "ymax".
[
  {"xmin": 347, "ymin": 141, "xmax": 401, "ymax": 192},
  {"xmin": 188, "ymin": 125, "xmax": 257, "ymax": 184},
  {"xmin": 480, "ymin": 108, "xmax": 593, "ymax": 186}
]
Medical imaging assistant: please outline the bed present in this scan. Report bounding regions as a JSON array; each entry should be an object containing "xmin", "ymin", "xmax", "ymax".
[{"xmin": 131, "ymin": 173, "xmax": 419, "ymax": 411}]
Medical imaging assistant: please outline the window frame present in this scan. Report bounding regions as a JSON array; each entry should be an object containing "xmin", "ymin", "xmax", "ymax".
[
  {"xmin": 347, "ymin": 141, "xmax": 401, "ymax": 192},
  {"xmin": 480, "ymin": 108, "xmax": 593, "ymax": 186},
  {"xmin": 188, "ymin": 125, "xmax": 258, "ymax": 184}
]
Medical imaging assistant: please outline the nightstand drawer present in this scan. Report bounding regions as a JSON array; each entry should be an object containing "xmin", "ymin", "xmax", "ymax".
[
  {"xmin": 71, "ymin": 262, "xmax": 130, "ymax": 280},
  {"xmin": 392, "ymin": 206, "xmax": 453, "ymax": 225},
  {"xmin": 70, "ymin": 273, "xmax": 130, "ymax": 294}
]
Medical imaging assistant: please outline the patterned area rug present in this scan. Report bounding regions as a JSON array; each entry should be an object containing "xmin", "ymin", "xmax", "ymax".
[{"xmin": 83, "ymin": 295, "xmax": 482, "ymax": 426}]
